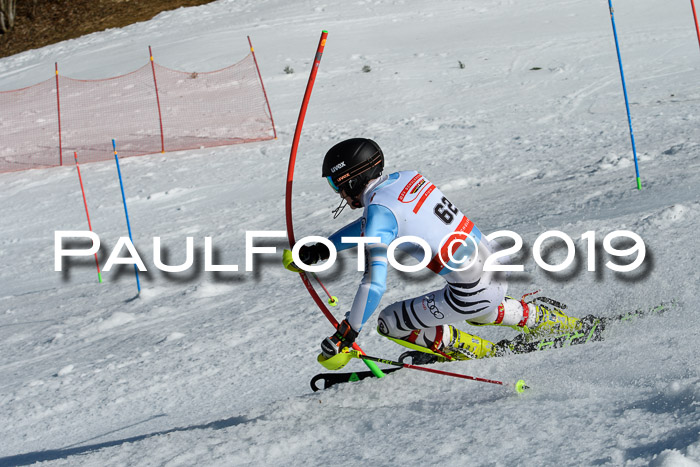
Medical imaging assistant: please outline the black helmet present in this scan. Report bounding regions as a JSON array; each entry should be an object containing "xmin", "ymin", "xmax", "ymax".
[{"xmin": 322, "ymin": 138, "xmax": 384, "ymax": 198}]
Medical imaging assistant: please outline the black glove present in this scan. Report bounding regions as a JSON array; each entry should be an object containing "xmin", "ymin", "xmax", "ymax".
[
  {"xmin": 321, "ymin": 319, "xmax": 358, "ymax": 358},
  {"xmin": 298, "ymin": 242, "xmax": 330, "ymax": 265}
]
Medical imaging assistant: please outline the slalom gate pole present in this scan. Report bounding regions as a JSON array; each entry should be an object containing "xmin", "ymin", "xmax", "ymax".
[
  {"xmin": 112, "ymin": 139, "xmax": 141, "ymax": 294},
  {"xmin": 349, "ymin": 351, "xmax": 528, "ymax": 393},
  {"xmin": 692, "ymin": 0, "xmax": 700, "ymax": 52},
  {"xmin": 74, "ymin": 152, "xmax": 103, "ymax": 283},
  {"xmin": 283, "ymin": 31, "xmax": 384, "ymax": 378},
  {"xmin": 248, "ymin": 36, "xmax": 277, "ymax": 139},
  {"xmin": 608, "ymin": 0, "xmax": 642, "ymax": 191}
]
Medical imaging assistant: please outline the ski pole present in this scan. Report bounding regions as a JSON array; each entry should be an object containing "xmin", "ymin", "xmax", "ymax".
[
  {"xmin": 310, "ymin": 272, "xmax": 338, "ymax": 306},
  {"xmin": 349, "ymin": 350, "xmax": 528, "ymax": 393}
]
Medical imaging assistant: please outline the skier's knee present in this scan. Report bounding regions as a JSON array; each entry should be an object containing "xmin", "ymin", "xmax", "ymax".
[
  {"xmin": 376, "ymin": 302, "xmax": 403, "ymax": 338},
  {"xmin": 377, "ymin": 315, "xmax": 399, "ymax": 339}
]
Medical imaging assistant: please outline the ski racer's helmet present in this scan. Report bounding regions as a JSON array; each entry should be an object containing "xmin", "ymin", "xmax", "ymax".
[{"xmin": 322, "ymin": 138, "xmax": 384, "ymax": 198}]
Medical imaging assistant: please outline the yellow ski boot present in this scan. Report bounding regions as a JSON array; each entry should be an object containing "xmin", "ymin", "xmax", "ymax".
[
  {"xmin": 442, "ymin": 325, "xmax": 496, "ymax": 360},
  {"xmin": 467, "ymin": 294, "xmax": 582, "ymax": 341},
  {"xmin": 526, "ymin": 296, "xmax": 582, "ymax": 339},
  {"xmin": 378, "ymin": 325, "xmax": 495, "ymax": 362}
]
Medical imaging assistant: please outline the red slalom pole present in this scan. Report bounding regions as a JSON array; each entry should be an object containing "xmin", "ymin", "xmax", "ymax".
[
  {"xmin": 283, "ymin": 31, "xmax": 384, "ymax": 378},
  {"xmin": 691, "ymin": 0, "xmax": 700, "ymax": 52},
  {"xmin": 285, "ymin": 31, "xmax": 330, "ymax": 323},
  {"xmin": 74, "ymin": 152, "xmax": 102, "ymax": 283}
]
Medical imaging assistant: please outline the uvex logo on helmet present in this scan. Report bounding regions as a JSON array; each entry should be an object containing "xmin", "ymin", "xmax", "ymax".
[{"xmin": 330, "ymin": 161, "xmax": 346, "ymax": 173}]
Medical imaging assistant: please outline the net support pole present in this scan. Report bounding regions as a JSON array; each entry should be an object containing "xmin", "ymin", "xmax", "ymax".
[
  {"xmin": 148, "ymin": 46, "xmax": 165, "ymax": 154},
  {"xmin": 55, "ymin": 63, "xmax": 63, "ymax": 167},
  {"xmin": 247, "ymin": 36, "xmax": 277, "ymax": 139},
  {"xmin": 608, "ymin": 0, "xmax": 642, "ymax": 190}
]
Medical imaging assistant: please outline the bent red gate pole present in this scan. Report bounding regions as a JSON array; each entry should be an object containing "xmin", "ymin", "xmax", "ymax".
[{"xmin": 284, "ymin": 31, "xmax": 384, "ymax": 378}]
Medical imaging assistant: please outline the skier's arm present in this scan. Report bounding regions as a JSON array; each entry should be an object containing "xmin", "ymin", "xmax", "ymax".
[
  {"xmin": 328, "ymin": 217, "xmax": 362, "ymax": 252},
  {"xmin": 283, "ymin": 218, "xmax": 363, "ymax": 272},
  {"xmin": 345, "ymin": 204, "xmax": 398, "ymax": 332}
]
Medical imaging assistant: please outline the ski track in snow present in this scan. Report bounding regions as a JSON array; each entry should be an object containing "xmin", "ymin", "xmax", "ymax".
[{"xmin": 1, "ymin": 0, "xmax": 699, "ymax": 465}]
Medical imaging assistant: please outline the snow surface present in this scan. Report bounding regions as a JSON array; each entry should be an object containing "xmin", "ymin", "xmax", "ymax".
[{"xmin": 1, "ymin": 0, "xmax": 699, "ymax": 465}]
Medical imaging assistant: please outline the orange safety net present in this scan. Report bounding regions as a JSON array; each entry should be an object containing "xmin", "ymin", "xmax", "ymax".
[
  {"xmin": 0, "ymin": 79, "xmax": 60, "ymax": 172},
  {"xmin": 0, "ymin": 53, "xmax": 275, "ymax": 173}
]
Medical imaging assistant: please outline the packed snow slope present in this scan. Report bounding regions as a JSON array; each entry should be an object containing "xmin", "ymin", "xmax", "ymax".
[{"xmin": 1, "ymin": 0, "xmax": 699, "ymax": 465}]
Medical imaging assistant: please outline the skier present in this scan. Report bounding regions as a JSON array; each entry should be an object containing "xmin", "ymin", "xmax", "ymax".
[{"xmin": 284, "ymin": 138, "xmax": 581, "ymax": 363}]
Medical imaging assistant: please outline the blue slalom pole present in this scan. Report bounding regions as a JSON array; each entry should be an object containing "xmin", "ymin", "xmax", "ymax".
[
  {"xmin": 608, "ymin": 0, "xmax": 642, "ymax": 190},
  {"xmin": 112, "ymin": 139, "xmax": 141, "ymax": 293}
]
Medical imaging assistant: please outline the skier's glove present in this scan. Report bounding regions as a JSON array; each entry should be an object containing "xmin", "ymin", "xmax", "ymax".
[
  {"xmin": 282, "ymin": 243, "xmax": 330, "ymax": 273},
  {"xmin": 321, "ymin": 319, "xmax": 358, "ymax": 358}
]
